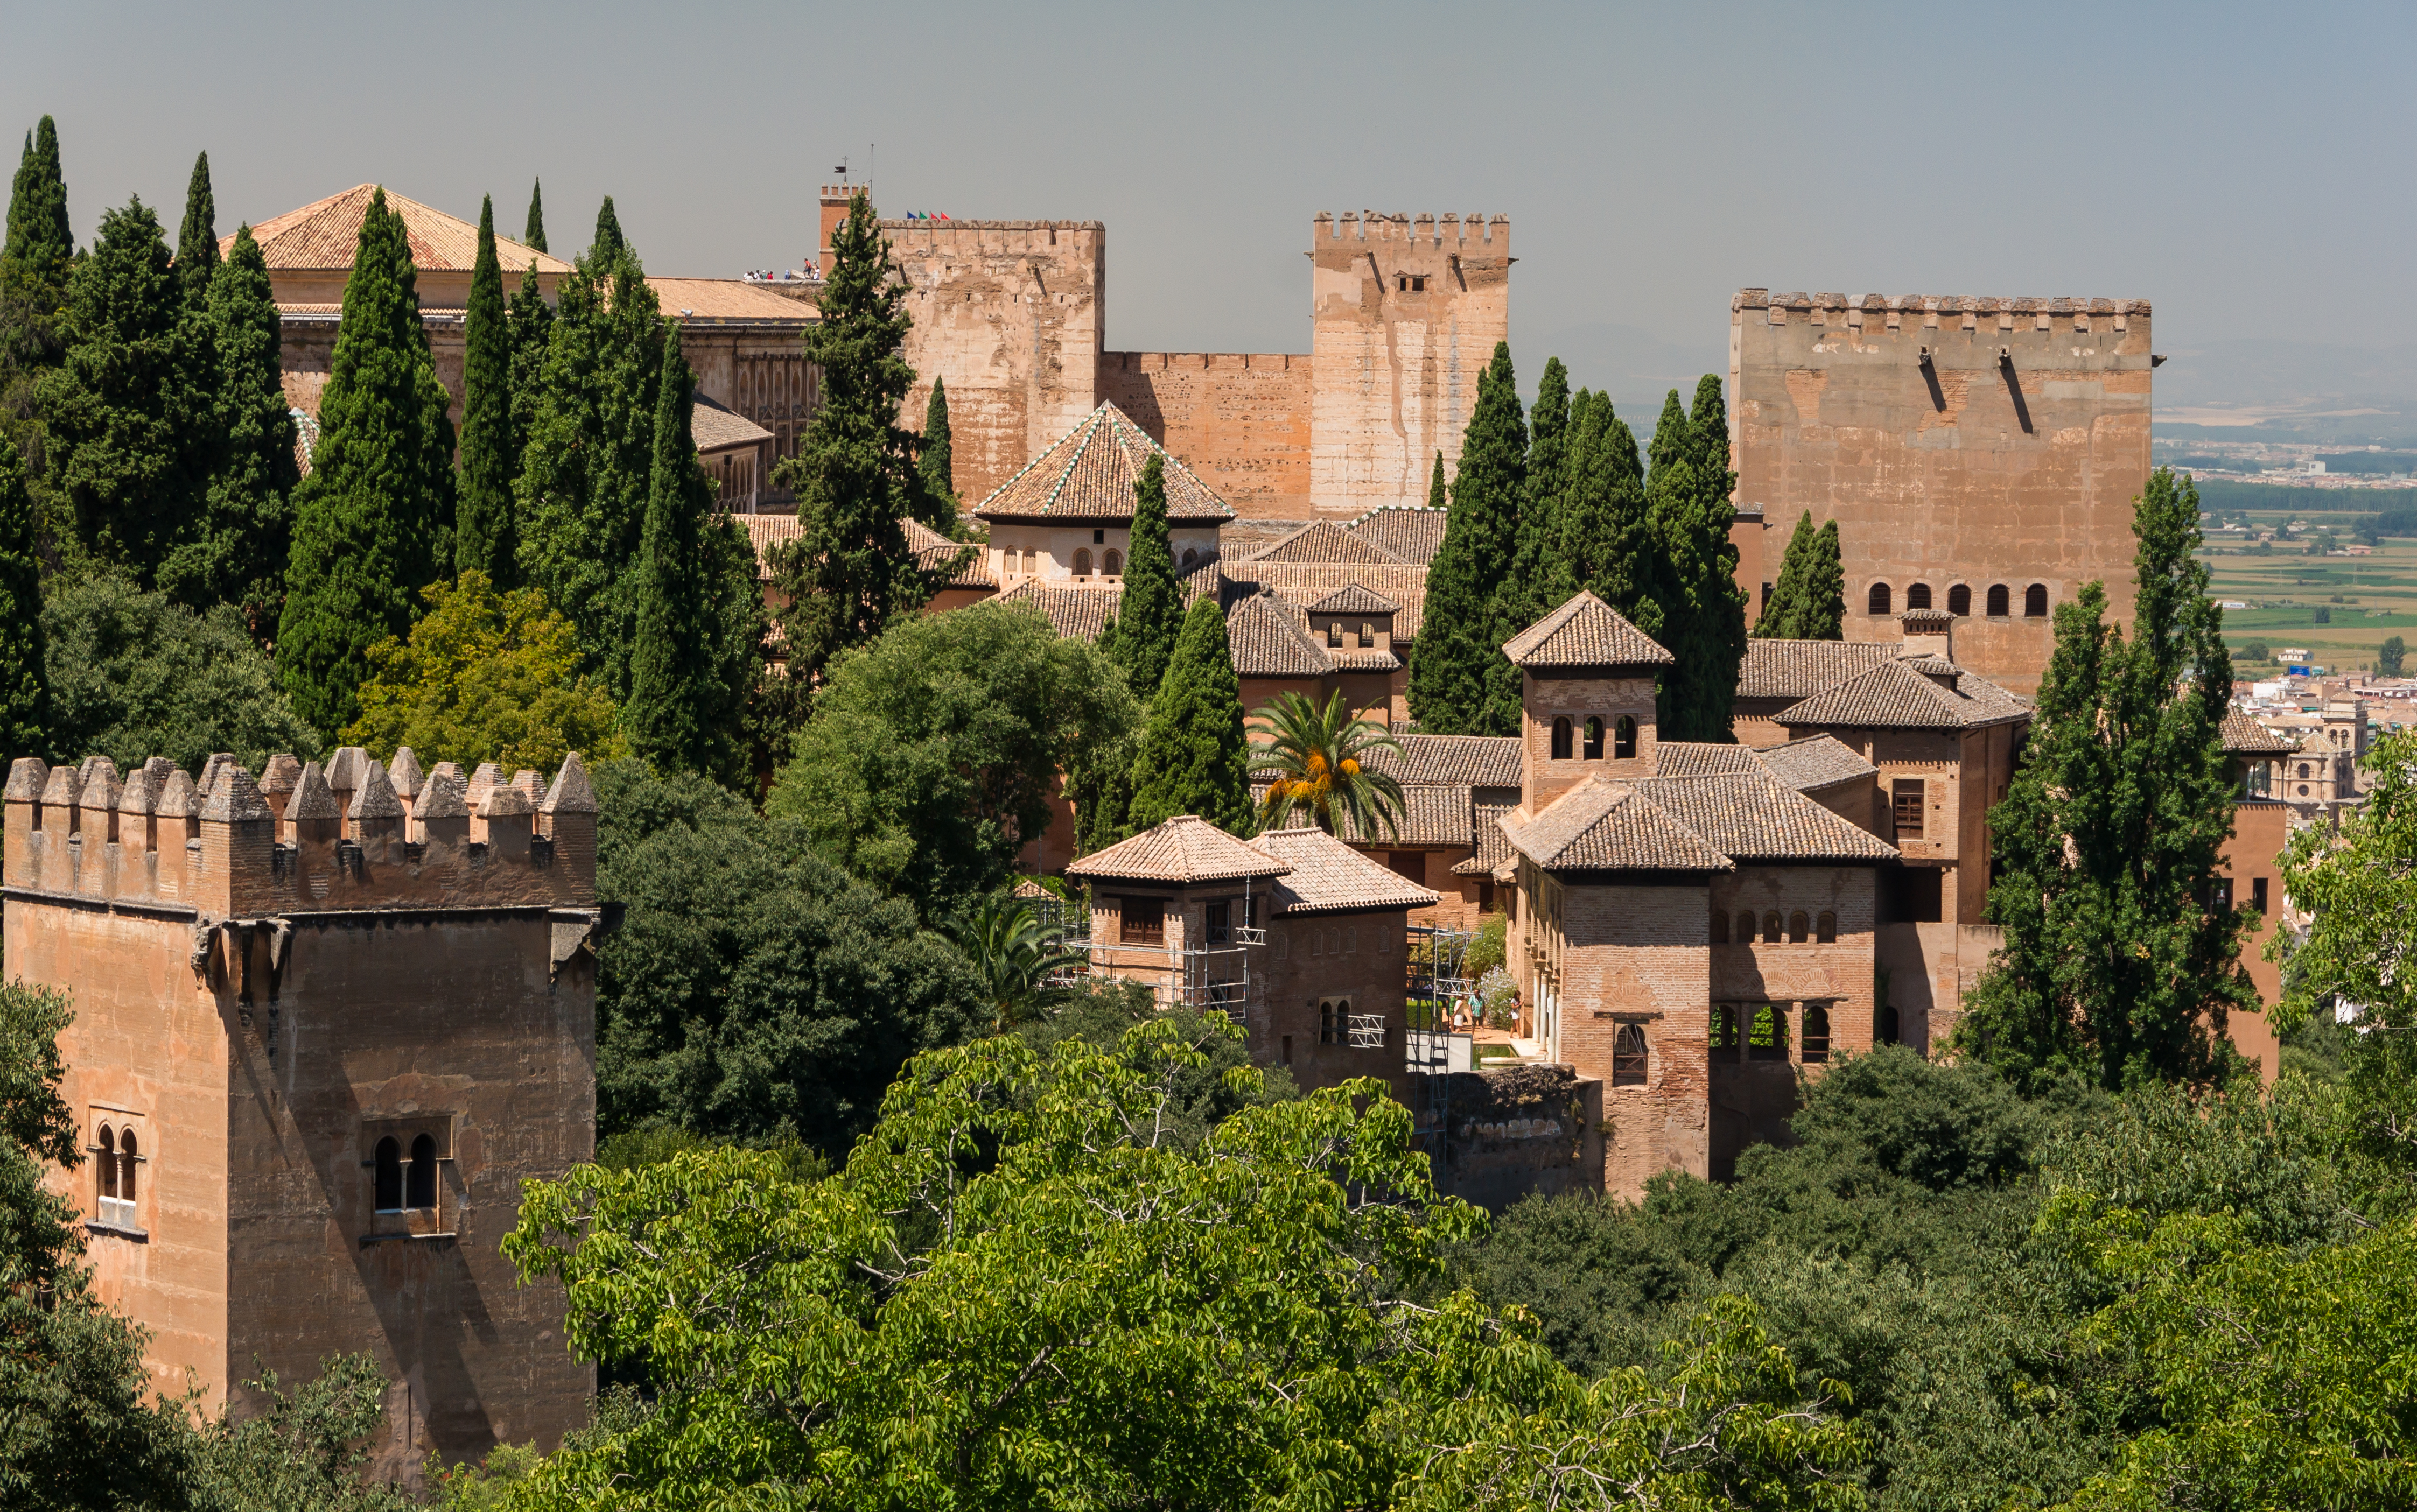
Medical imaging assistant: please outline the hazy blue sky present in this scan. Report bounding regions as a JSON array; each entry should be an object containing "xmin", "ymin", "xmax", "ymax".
[{"xmin": 6, "ymin": 1, "xmax": 2409, "ymax": 412}]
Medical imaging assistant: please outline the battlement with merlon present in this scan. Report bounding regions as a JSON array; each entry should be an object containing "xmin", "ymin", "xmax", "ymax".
[
  {"xmin": 1315, "ymin": 211, "xmax": 1509, "ymax": 248},
  {"xmin": 1734, "ymin": 290, "xmax": 2150, "ymax": 325},
  {"xmin": 3, "ymin": 746, "xmax": 598, "ymax": 919}
]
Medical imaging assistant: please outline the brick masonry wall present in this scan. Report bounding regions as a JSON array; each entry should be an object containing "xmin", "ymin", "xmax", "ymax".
[
  {"xmin": 1707, "ymin": 866, "xmax": 1878, "ymax": 1177},
  {"xmin": 1264, "ymin": 909, "xmax": 1416, "ymax": 1106},
  {"xmin": 1099, "ymin": 353, "xmax": 1314, "ymax": 518},
  {"xmin": 1521, "ymin": 672, "xmax": 1661, "ymax": 812},
  {"xmin": 1731, "ymin": 294, "xmax": 2153, "ymax": 694}
]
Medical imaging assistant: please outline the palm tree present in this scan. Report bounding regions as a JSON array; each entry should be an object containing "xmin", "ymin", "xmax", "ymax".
[
  {"xmin": 951, "ymin": 894, "xmax": 1091, "ymax": 1032},
  {"xmin": 1250, "ymin": 689, "xmax": 1407, "ymax": 840}
]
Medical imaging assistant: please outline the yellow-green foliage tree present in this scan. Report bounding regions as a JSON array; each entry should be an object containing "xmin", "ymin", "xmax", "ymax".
[{"xmin": 341, "ymin": 569, "xmax": 622, "ymax": 773}]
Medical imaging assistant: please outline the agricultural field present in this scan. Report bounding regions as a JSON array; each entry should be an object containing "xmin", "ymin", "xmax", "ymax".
[{"xmin": 2195, "ymin": 504, "xmax": 2417, "ymax": 674}]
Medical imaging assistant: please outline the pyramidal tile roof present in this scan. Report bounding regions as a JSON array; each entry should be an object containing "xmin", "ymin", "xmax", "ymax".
[
  {"xmin": 1249, "ymin": 826, "xmax": 1439, "ymax": 913},
  {"xmin": 1502, "ymin": 592, "xmax": 1674, "ymax": 669},
  {"xmin": 1305, "ymin": 582, "xmax": 1400, "ymax": 615},
  {"xmin": 229, "ymin": 185, "xmax": 572, "ymax": 276},
  {"xmin": 1346, "ymin": 506, "xmax": 1449, "ymax": 565},
  {"xmin": 1504, "ymin": 777, "xmax": 1733, "ymax": 873},
  {"xmin": 1224, "ymin": 593, "xmax": 1334, "ymax": 678},
  {"xmin": 1738, "ymin": 639, "xmax": 1907, "ymax": 700},
  {"xmin": 2222, "ymin": 709, "xmax": 2297, "ymax": 755},
  {"xmin": 1776, "ymin": 659, "xmax": 2029, "ymax": 731},
  {"xmin": 1748, "ymin": 734, "xmax": 1878, "ymax": 791},
  {"xmin": 974, "ymin": 403, "xmax": 1234, "ymax": 523},
  {"xmin": 1243, "ymin": 519, "xmax": 1406, "ymax": 566},
  {"xmin": 1067, "ymin": 815, "xmax": 1291, "ymax": 884}
]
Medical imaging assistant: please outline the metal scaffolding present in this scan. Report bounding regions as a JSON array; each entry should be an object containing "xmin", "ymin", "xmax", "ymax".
[
  {"xmin": 1404, "ymin": 924, "xmax": 1477, "ymax": 1153},
  {"xmin": 1178, "ymin": 925, "xmax": 1266, "ymax": 1025}
]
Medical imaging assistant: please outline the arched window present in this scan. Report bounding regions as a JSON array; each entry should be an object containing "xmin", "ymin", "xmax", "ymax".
[
  {"xmin": 1762, "ymin": 911, "xmax": 1783, "ymax": 944},
  {"xmin": 2024, "ymin": 583, "xmax": 2049, "ymax": 617},
  {"xmin": 1612, "ymin": 1023, "xmax": 1648, "ymax": 1086},
  {"xmin": 1360, "ymin": 623, "xmax": 1375, "ymax": 646},
  {"xmin": 1868, "ymin": 582, "xmax": 1892, "ymax": 615},
  {"xmin": 1327, "ymin": 622, "xmax": 1343, "ymax": 648},
  {"xmin": 1710, "ymin": 910, "xmax": 1729, "ymax": 944},
  {"xmin": 374, "ymin": 1136, "xmax": 404, "ymax": 1212},
  {"xmin": 1947, "ymin": 583, "xmax": 1971, "ymax": 617},
  {"xmin": 1550, "ymin": 717, "xmax": 1573, "ymax": 760},
  {"xmin": 1788, "ymin": 910, "xmax": 1810, "ymax": 943},
  {"xmin": 1816, "ymin": 910, "xmax": 1837, "ymax": 943},
  {"xmin": 408, "ymin": 1133, "xmax": 437, "ymax": 1211},
  {"xmin": 1906, "ymin": 582, "xmax": 1932, "ymax": 611},
  {"xmin": 96, "ymin": 1126, "xmax": 117, "ymax": 1204},
  {"xmin": 1103, "ymin": 549, "xmax": 1124, "ymax": 576},
  {"xmin": 1736, "ymin": 912, "xmax": 1756, "ymax": 944},
  {"xmin": 118, "ymin": 1131, "xmax": 137, "ymax": 1208},
  {"xmin": 1711, "ymin": 1003, "xmax": 1741, "ymax": 1060},
  {"xmin": 1748, "ymin": 1002, "xmax": 1789, "ymax": 1061},
  {"xmin": 1073, "ymin": 548, "xmax": 1092, "ymax": 578},
  {"xmin": 2299, "ymin": 762, "xmax": 2311, "ymax": 780},
  {"xmin": 1582, "ymin": 717, "xmax": 1605, "ymax": 759},
  {"xmin": 1986, "ymin": 583, "xmax": 2010, "ymax": 617},
  {"xmin": 1181, "ymin": 548, "xmax": 1198, "ymax": 568},
  {"xmin": 1801, "ymin": 1003, "xmax": 1832, "ymax": 1065},
  {"xmin": 1613, "ymin": 715, "xmax": 1637, "ymax": 759}
]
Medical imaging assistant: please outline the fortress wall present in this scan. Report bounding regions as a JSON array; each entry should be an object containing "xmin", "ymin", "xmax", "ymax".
[
  {"xmin": 1098, "ymin": 351, "xmax": 1315, "ymax": 518},
  {"xmin": 1731, "ymin": 291, "xmax": 2154, "ymax": 693}
]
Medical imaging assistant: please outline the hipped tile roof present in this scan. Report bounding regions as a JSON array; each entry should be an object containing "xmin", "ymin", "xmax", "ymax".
[
  {"xmin": 1068, "ymin": 814, "xmax": 1290, "ymax": 884},
  {"xmin": 1502, "ymin": 592, "xmax": 1673, "ymax": 669},
  {"xmin": 1250, "ymin": 825, "xmax": 1439, "ymax": 913},
  {"xmin": 1326, "ymin": 784, "xmax": 1481, "ymax": 848},
  {"xmin": 691, "ymin": 393, "xmax": 774, "ymax": 453},
  {"xmin": 1225, "ymin": 593, "xmax": 1335, "ymax": 678},
  {"xmin": 741, "ymin": 513, "xmax": 993, "ymax": 589},
  {"xmin": 1504, "ymin": 777, "xmax": 1734, "ymax": 873},
  {"xmin": 1242, "ymin": 521, "xmax": 1405, "ymax": 565},
  {"xmin": 232, "ymin": 185, "xmax": 571, "ymax": 275},
  {"xmin": 1365, "ymin": 735, "xmax": 1524, "ymax": 787},
  {"xmin": 1305, "ymin": 582, "xmax": 1400, "ymax": 615},
  {"xmin": 2222, "ymin": 709, "xmax": 2299, "ymax": 755},
  {"xmin": 1738, "ymin": 639, "xmax": 1906, "ymax": 700},
  {"xmin": 1347, "ymin": 506, "xmax": 1450, "ymax": 565},
  {"xmin": 649, "ymin": 276, "xmax": 816, "ymax": 324},
  {"xmin": 992, "ymin": 580, "xmax": 1125, "ymax": 642},
  {"xmin": 1453, "ymin": 796, "xmax": 1522, "ymax": 875},
  {"xmin": 1630, "ymin": 773, "xmax": 1897, "ymax": 862},
  {"xmin": 1748, "ymin": 734, "xmax": 1879, "ymax": 791},
  {"xmin": 1228, "ymin": 562, "xmax": 1430, "ymax": 643},
  {"xmin": 1776, "ymin": 659, "xmax": 2030, "ymax": 731},
  {"xmin": 975, "ymin": 403, "xmax": 1234, "ymax": 523},
  {"xmin": 1647, "ymin": 743, "xmax": 1763, "ymax": 778}
]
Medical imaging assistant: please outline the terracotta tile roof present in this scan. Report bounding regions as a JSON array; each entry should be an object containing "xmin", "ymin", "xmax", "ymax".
[
  {"xmin": 1241, "ymin": 520, "xmax": 1406, "ymax": 565},
  {"xmin": 232, "ymin": 185, "xmax": 571, "ymax": 275},
  {"xmin": 1738, "ymin": 639, "xmax": 1905, "ymax": 700},
  {"xmin": 1505, "ymin": 777, "xmax": 1734, "ymax": 873},
  {"xmin": 1749, "ymin": 734, "xmax": 1877, "ymax": 792},
  {"xmin": 1326, "ymin": 784, "xmax": 1477, "ymax": 848},
  {"xmin": 1347, "ymin": 506, "xmax": 1449, "ymax": 564},
  {"xmin": 1630, "ymin": 773, "xmax": 1897, "ymax": 862},
  {"xmin": 1330, "ymin": 648, "xmax": 1403, "ymax": 672},
  {"xmin": 1649, "ymin": 742, "xmax": 1763, "ymax": 777},
  {"xmin": 1776, "ymin": 660, "xmax": 2029, "ymax": 731},
  {"xmin": 974, "ymin": 403, "xmax": 1234, "ymax": 523},
  {"xmin": 2222, "ymin": 709, "xmax": 2299, "ymax": 755},
  {"xmin": 649, "ymin": 276, "xmax": 816, "ymax": 324},
  {"xmin": 1250, "ymin": 825, "xmax": 1439, "ymax": 913},
  {"xmin": 1305, "ymin": 582, "xmax": 1400, "ymax": 615},
  {"xmin": 1225, "ymin": 593, "xmax": 1333, "ymax": 678},
  {"xmin": 691, "ymin": 393, "xmax": 773, "ymax": 453},
  {"xmin": 740, "ymin": 514, "xmax": 800, "ymax": 581},
  {"xmin": 1367, "ymin": 735, "xmax": 1524, "ymax": 787},
  {"xmin": 902, "ymin": 518, "xmax": 994, "ymax": 587},
  {"xmin": 1502, "ymin": 591, "xmax": 1673, "ymax": 669},
  {"xmin": 1224, "ymin": 561, "xmax": 1431, "ymax": 643},
  {"xmin": 993, "ymin": 579, "xmax": 1123, "ymax": 642},
  {"xmin": 1068, "ymin": 814, "xmax": 1290, "ymax": 884},
  {"xmin": 1453, "ymin": 795, "xmax": 1522, "ymax": 875}
]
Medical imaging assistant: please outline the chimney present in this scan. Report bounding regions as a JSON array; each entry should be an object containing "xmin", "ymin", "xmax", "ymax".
[{"xmin": 1898, "ymin": 608, "xmax": 1954, "ymax": 663}]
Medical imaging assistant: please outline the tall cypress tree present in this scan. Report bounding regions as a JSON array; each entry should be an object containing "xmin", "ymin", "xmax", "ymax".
[
  {"xmin": 277, "ymin": 189, "xmax": 458, "ymax": 737},
  {"xmin": 37, "ymin": 196, "xmax": 198, "ymax": 587},
  {"xmin": 624, "ymin": 324, "xmax": 744, "ymax": 782},
  {"xmin": 1963, "ymin": 470, "xmax": 2254, "ymax": 1090},
  {"xmin": 1427, "ymin": 450, "xmax": 1448, "ymax": 510},
  {"xmin": 1636, "ymin": 380, "xmax": 1746, "ymax": 741},
  {"xmin": 3, "ymin": 119, "xmax": 71, "ymax": 276},
  {"xmin": 1107, "ymin": 452, "xmax": 1182, "ymax": 700},
  {"xmin": 516, "ymin": 235, "xmax": 664, "ymax": 700},
  {"xmin": 1753, "ymin": 512, "xmax": 1845, "ymax": 640},
  {"xmin": 455, "ymin": 195, "xmax": 515, "ymax": 585},
  {"xmin": 159, "ymin": 224, "xmax": 296, "ymax": 625},
  {"xmin": 1754, "ymin": 511, "xmax": 1816, "ymax": 638},
  {"xmin": 1552, "ymin": 390, "xmax": 1648, "ymax": 617},
  {"xmin": 1494, "ymin": 356, "xmax": 1571, "ymax": 720},
  {"xmin": 769, "ymin": 189, "xmax": 923, "ymax": 693},
  {"xmin": 1126, "ymin": 596, "xmax": 1253, "ymax": 834},
  {"xmin": 592, "ymin": 196, "xmax": 625, "ymax": 262},
  {"xmin": 0, "ymin": 432, "xmax": 45, "ymax": 761},
  {"xmin": 507, "ymin": 259, "xmax": 551, "ymax": 489},
  {"xmin": 523, "ymin": 178, "xmax": 548, "ymax": 254},
  {"xmin": 919, "ymin": 376, "xmax": 955, "ymax": 524},
  {"xmin": 1407, "ymin": 340, "xmax": 1524, "ymax": 736},
  {"xmin": 0, "ymin": 118, "xmax": 72, "ymax": 538},
  {"xmin": 174, "ymin": 151, "xmax": 218, "ymax": 309}
]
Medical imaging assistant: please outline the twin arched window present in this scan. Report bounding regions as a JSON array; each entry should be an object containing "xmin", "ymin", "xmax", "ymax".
[
  {"xmin": 374, "ymin": 1134, "xmax": 440, "ymax": 1213},
  {"xmin": 1551, "ymin": 714, "xmax": 1638, "ymax": 762},
  {"xmin": 95, "ymin": 1125, "xmax": 137, "ymax": 1226},
  {"xmin": 1721, "ymin": 909, "xmax": 1835, "ymax": 945}
]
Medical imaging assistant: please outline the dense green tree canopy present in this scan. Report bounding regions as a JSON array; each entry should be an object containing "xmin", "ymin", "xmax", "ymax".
[
  {"xmin": 1098, "ymin": 451, "xmax": 1182, "ymax": 701},
  {"xmin": 2, "ymin": 117, "xmax": 74, "ymax": 480},
  {"xmin": 0, "ymin": 433, "xmax": 45, "ymax": 762},
  {"xmin": 770, "ymin": 599, "xmax": 1139, "ymax": 919},
  {"xmin": 1551, "ymin": 389, "xmax": 1647, "ymax": 615},
  {"xmin": 454, "ymin": 195, "xmax": 515, "ymax": 586},
  {"xmin": 1126, "ymin": 595, "xmax": 1253, "ymax": 834},
  {"xmin": 1497, "ymin": 356, "xmax": 1571, "ymax": 710},
  {"xmin": 1637, "ymin": 379, "xmax": 1747, "ymax": 741},
  {"xmin": 1754, "ymin": 512, "xmax": 1846, "ymax": 641},
  {"xmin": 340, "ymin": 570, "xmax": 621, "ymax": 774},
  {"xmin": 168, "ymin": 223, "xmax": 297, "ymax": 625},
  {"xmin": 917, "ymin": 375, "xmax": 956, "ymax": 531},
  {"xmin": 1409, "ymin": 340, "xmax": 1524, "ymax": 735}
]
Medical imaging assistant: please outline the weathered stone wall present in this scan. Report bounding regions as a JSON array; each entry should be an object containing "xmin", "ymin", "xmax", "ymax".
[
  {"xmin": 1730, "ymin": 291, "xmax": 2154, "ymax": 692},
  {"xmin": 1099, "ymin": 352, "xmax": 1314, "ymax": 517},
  {"xmin": 884, "ymin": 219, "xmax": 1107, "ymax": 509},
  {"xmin": 1310, "ymin": 213, "xmax": 1511, "ymax": 517},
  {"xmin": 1430, "ymin": 1063, "xmax": 1605, "ymax": 1212}
]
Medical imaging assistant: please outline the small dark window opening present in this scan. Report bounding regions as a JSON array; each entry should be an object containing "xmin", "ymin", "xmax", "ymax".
[
  {"xmin": 1205, "ymin": 901, "xmax": 1231, "ymax": 943},
  {"xmin": 1327, "ymin": 621, "xmax": 1342, "ymax": 648},
  {"xmin": 1103, "ymin": 549, "xmax": 1124, "ymax": 576},
  {"xmin": 1613, "ymin": 715, "xmax": 1637, "ymax": 759},
  {"xmin": 1711, "ymin": 1003, "xmax": 1742, "ymax": 1061},
  {"xmin": 408, "ymin": 1134, "xmax": 438, "ymax": 1211},
  {"xmin": 1788, "ymin": 910, "xmax": 1810, "ymax": 944},
  {"xmin": 1816, "ymin": 910, "xmax": 1837, "ymax": 943},
  {"xmin": 1074, "ymin": 548, "xmax": 1093, "ymax": 577},
  {"xmin": 1736, "ymin": 911, "xmax": 1757, "ymax": 943},
  {"xmin": 374, "ymin": 1136, "xmax": 404, "ymax": 1212},
  {"xmin": 1386, "ymin": 852, "xmax": 1426, "ymax": 884},
  {"xmin": 1092, "ymin": 528, "xmax": 1105, "ymax": 545},
  {"xmin": 1893, "ymin": 779, "xmax": 1926, "ymax": 838},
  {"xmin": 2252, "ymin": 877, "xmax": 2269, "ymax": 912},
  {"xmin": 1582, "ymin": 717, "xmax": 1605, "ymax": 759},
  {"xmin": 1868, "ymin": 582, "xmax": 1892, "ymax": 615},
  {"xmin": 1879, "ymin": 1001, "xmax": 1901, "ymax": 1045},
  {"xmin": 1412, "ymin": 275, "xmax": 1427, "ymax": 292},
  {"xmin": 1550, "ymin": 717, "xmax": 1573, "ymax": 760},
  {"xmin": 118, "ymin": 1133, "xmax": 136, "ymax": 1207},
  {"xmin": 96, "ymin": 1126, "xmax": 118, "ymax": 1202},
  {"xmin": 1710, "ymin": 910, "xmax": 1729, "ymax": 944},
  {"xmin": 1747, "ymin": 1002, "xmax": 1789, "ymax": 1061},
  {"xmin": 1800, "ymin": 1003, "xmax": 1831, "ymax": 1065},
  {"xmin": 2024, "ymin": 583, "xmax": 2049, "ymax": 617},
  {"xmin": 1118, "ymin": 898, "xmax": 1165, "ymax": 946},
  {"xmin": 1906, "ymin": 582, "xmax": 1933, "ymax": 611},
  {"xmin": 1762, "ymin": 911, "xmax": 1783, "ymax": 944},
  {"xmin": 1181, "ymin": 547, "xmax": 1198, "ymax": 567},
  {"xmin": 1986, "ymin": 583, "xmax": 2010, "ymax": 617},
  {"xmin": 1947, "ymin": 583, "xmax": 1971, "ymax": 616},
  {"xmin": 1612, "ymin": 1024, "xmax": 1648, "ymax": 1086}
]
